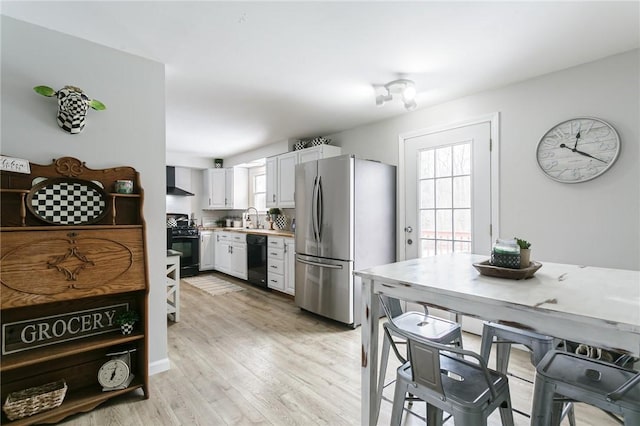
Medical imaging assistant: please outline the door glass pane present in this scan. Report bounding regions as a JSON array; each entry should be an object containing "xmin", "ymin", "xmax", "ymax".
[
  {"xmin": 436, "ymin": 209, "xmax": 452, "ymax": 240},
  {"xmin": 420, "ymin": 150, "xmax": 434, "ymax": 179},
  {"xmin": 437, "ymin": 240, "xmax": 453, "ymax": 255},
  {"xmin": 453, "ymin": 143, "xmax": 471, "ymax": 175},
  {"xmin": 453, "ymin": 176, "xmax": 470, "ymax": 208},
  {"xmin": 453, "ymin": 209, "xmax": 471, "ymax": 241},
  {"xmin": 420, "ymin": 180, "xmax": 434, "ymax": 208},
  {"xmin": 454, "ymin": 241, "xmax": 471, "ymax": 253},
  {"xmin": 435, "ymin": 146, "xmax": 452, "ymax": 177},
  {"xmin": 421, "ymin": 239, "xmax": 436, "ymax": 257},
  {"xmin": 435, "ymin": 178, "xmax": 452, "ymax": 208},
  {"xmin": 420, "ymin": 209, "xmax": 435, "ymax": 239}
]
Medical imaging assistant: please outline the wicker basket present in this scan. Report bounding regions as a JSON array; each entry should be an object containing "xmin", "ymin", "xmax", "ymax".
[
  {"xmin": 490, "ymin": 251, "xmax": 520, "ymax": 269},
  {"xmin": 3, "ymin": 380, "xmax": 67, "ymax": 420}
]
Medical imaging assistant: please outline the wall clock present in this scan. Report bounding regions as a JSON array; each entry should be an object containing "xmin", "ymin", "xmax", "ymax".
[
  {"xmin": 98, "ymin": 349, "xmax": 135, "ymax": 391},
  {"xmin": 536, "ymin": 117, "xmax": 620, "ymax": 183}
]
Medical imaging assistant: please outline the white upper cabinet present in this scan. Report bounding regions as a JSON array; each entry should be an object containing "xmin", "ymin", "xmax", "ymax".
[
  {"xmin": 265, "ymin": 157, "xmax": 277, "ymax": 208},
  {"xmin": 277, "ymin": 151, "xmax": 298, "ymax": 208},
  {"xmin": 266, "ymin": 145, "xmax": 341, "ymax": 208},
  {"xmin": 203, "ymin": 167, "xmax": 249, "ymax": 209}
]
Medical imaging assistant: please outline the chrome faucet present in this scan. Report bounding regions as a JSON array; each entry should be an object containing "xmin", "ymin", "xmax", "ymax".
[{"xmin": 245, "ymin": 207, "xmax": 259, "ymax": 229}]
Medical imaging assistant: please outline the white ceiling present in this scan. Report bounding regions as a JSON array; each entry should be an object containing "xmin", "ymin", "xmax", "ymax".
[{"xmin": 3, "ymin": 1, "xmax": 639, "ymax": 159}]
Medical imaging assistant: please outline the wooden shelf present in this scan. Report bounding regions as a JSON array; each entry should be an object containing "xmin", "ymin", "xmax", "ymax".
[
  {"xmin": 1, "ymin": 381, "xmax": 146, "ymax": 425},
  {"xmin": 0, "ymin": 224, "xmax": 143, "ymax": 231},
  {"xmin": 1, "ymin": 333, "xmax": 144, "ymax": 372},
  {"xmin": 1, "ymin": 157, "xmax": 149, "ymax": 424},
  {"xmin": 107, "ymin": 193, "xmax": 141, "ymax": 198}
]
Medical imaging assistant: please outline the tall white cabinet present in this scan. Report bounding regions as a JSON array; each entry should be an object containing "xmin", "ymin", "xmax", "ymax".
[
  {"xmin": 266, "ymin": 145, "xmax": 341, "ymax": 208},
  {"xmin": 203, "ymin": 167, "xmax": 249, "ymax": 210}
]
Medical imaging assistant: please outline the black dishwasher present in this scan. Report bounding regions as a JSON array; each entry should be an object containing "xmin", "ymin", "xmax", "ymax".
[{"xmin": 246, "ymin": 234, "xmax": 268, "ymax": 288}]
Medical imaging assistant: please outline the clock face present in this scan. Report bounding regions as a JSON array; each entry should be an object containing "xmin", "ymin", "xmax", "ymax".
[
  {"xmin": 536, "ymin": 117, "xmax": 620, "ymax": 183},
  {"xmin": 98, "ymin": 358, "xmax": 130, "ymax": 388}
]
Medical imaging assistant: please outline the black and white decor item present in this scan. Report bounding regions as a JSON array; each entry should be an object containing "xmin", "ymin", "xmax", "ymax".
[{"xmin": 34, "ymin": 85, "xmax": 106, "ymax": 134}]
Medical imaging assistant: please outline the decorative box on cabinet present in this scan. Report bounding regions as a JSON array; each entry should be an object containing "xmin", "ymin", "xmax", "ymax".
[{"xmin": 0, "ymin": 157, "xmax": 149, "ymax": 425}]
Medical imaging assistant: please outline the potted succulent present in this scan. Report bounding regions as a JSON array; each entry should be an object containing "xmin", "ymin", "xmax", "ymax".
[
  {"xmin": 115, "ymin": 310, "xmax": 139, "ymax": 335},
  {"xmin": 267, "ymin": 208, "xmax": 281, "ymax": 230},
  {"xmin": 514, "ymin": 238, "xmax": 531, "ymax": 268},
  {"xmin": 268, "ymin": 207, "xmax": 281, "ymax": 219}
]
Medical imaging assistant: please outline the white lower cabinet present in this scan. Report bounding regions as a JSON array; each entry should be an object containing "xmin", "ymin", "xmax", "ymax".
[
  {"xmin": 267, "ymin": 236, "xmax": 295, "ymax": 295},
  {"xmin": 214, "ymin": 231, "xmax": 231, "ymax": 273},
  {"xmin": 214, "ymin": 231, "xmax": 247, "ymax": 280},
  {"xmin": 230, "ymin": 234, "xmax": 248, "ymax": 280},
  {"xmin": 199, "ymin": 230, "xmax": 215, "ymax": 271},
  {"xmin": 284, "ymin": 238, "xmax": 295, "ymax": 295}
]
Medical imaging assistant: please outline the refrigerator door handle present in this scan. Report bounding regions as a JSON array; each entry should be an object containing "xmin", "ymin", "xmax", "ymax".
[
  {"xmin": 317, "ymin": 176, "xmax": 323, "ymax": 240},
  {"xmin": 311, "ymin": 176, "xmax": 319, "ymax": 242},
  {"xmin": 296, "ymin": 257, "xmax": 343, "ymax": 269}
]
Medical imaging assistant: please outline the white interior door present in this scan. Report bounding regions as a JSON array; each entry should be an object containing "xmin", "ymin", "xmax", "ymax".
[
  {"xmin": 404, "ymin": 121, "xmax": 493, "ymax": 259},
  {"xmin": 402, "ymin": 119, "xmax": 496, "ymax": 334}
]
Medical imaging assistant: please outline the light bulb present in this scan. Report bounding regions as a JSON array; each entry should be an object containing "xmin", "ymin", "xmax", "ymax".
[{"xmin": 402, "ymin": 85, "xmax": 416, "ymax": 101}]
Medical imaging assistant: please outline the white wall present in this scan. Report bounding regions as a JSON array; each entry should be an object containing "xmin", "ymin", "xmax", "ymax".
[
  {"xmin": 330, "ymin": 50, "xmax": 639, "ymax": 270},
  {"xmin": 1, "ymin": 17, "xmax": 169, "ymax": 372},
  {"xmin": 224, "ymin": 139, "xmax": 289, "ymax": 167}
]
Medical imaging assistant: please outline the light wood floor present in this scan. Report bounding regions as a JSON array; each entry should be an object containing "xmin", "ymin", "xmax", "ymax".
[{"xmin": 60, "ymin": 273, "xmax": 619, "ymax": 425}]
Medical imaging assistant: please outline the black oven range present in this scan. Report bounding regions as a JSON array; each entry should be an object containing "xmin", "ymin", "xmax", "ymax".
[{"xmin": 167, "ymin": 213, "xmax": 199, "ymax": 277}]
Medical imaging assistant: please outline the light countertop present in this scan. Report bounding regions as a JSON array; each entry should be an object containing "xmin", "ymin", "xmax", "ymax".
[{"xmin": 199, "ymin": 227, "xmax": 294, "ymax": 238}]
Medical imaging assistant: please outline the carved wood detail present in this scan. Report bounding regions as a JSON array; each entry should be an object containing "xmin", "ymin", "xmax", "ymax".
[{"xmin": 54, "ymin": 157, "xmax": 86, "ymax": 178}]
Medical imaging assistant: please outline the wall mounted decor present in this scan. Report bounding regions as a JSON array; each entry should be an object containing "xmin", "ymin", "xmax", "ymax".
[
  {"xmin": 34, "ymin": 85, "xmax": 106, "ymax": 134},
  {"xmin": 536, "ymin": 117, "xmax": 620, "ymax": 183}
]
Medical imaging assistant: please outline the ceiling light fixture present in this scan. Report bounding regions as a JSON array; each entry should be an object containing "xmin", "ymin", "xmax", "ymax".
[{"xmin": 375, "ymin": 79, "xmax": 417, "ymax": 111}]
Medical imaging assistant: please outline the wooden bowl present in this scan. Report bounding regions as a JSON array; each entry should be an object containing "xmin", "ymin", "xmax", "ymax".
[{"xmin": 473, "ymin": 260, "xmax": 542, "ymax": 280}]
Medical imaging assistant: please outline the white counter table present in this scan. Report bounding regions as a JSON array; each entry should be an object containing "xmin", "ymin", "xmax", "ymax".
[{"xmin": 354, "ymin": 253, "xmax": 640, "ymax": 425}]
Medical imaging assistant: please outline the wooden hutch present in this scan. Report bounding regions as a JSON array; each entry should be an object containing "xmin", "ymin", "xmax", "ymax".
[{"xmin": 0, "ymin": 157, "xmax": 149, "ymax": 424}]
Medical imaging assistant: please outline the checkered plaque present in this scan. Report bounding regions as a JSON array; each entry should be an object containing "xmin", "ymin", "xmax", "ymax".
[{"xmin": 28, "ymin": 179, "xmax": 107, "ymax": 225}]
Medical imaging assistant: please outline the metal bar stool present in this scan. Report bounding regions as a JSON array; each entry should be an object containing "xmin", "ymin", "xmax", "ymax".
[
  {"xmin": 387, "ymin": 321, "xmax": 515, "ymax": 426},
  {"xmin": 375, "ymin": 296, "xmax": 463, "ymax": 425},
  {"xmin": 532, "ymin": 350, "xmax": 640, "ymax": 425},
  {"xmin": 479, "ymin": 321, "xmax": 575, "ymax": 423}
]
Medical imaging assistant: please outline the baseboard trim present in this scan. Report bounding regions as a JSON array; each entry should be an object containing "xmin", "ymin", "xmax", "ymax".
[{"xmin": 149, "ymin": 357, "xmax": 170, "ymax": 376}]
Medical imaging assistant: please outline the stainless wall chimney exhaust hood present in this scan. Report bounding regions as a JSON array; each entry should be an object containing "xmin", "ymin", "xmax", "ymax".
[{"xmin": 166, "ymin": 166, "xmax": 194, "ymax": 196}]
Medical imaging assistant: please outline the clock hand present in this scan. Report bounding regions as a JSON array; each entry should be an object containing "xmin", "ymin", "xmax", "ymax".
[
  {"xmin": 558, "ymin": 143, "xmax": 607, "ymax": 163},
  {"xmin": 572, "ymin": 127, "xmax": 581, "ymax": 150},
  {"xmin": 572, "ymin": 149, "xmax": 607, "ymax": 163},
  {"xmin": 111, "ymin": 367, "xmax": 117, "ymax": 380}
]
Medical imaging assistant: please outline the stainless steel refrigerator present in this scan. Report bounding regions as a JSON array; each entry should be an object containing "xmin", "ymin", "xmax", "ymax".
[{"xmin": 295, "ymin": 154, "xmax": 396, "ymax": 326}]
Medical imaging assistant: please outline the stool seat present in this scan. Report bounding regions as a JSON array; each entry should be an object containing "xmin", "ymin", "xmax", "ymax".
[
  {"xmin": 532, "ymin": 350, "xmax": 640, "ymax": 425},
  {"xmin": 374, "ymin": 296, "xmax": 463, "ymax": 425},
  {"xmin": 480, "ymin": 321, "xmax": 559, "ymax": 370},
  {"xmin": 393, "ymin": 311, "xmax": 462, "ymax": 342},
  {"xmin": 387, "ymin": 322, "xmax": 515, "ymax": 426},
  {"xmin": 480, "ymin": 321, "xmax": 574, "ymax": 424}
]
